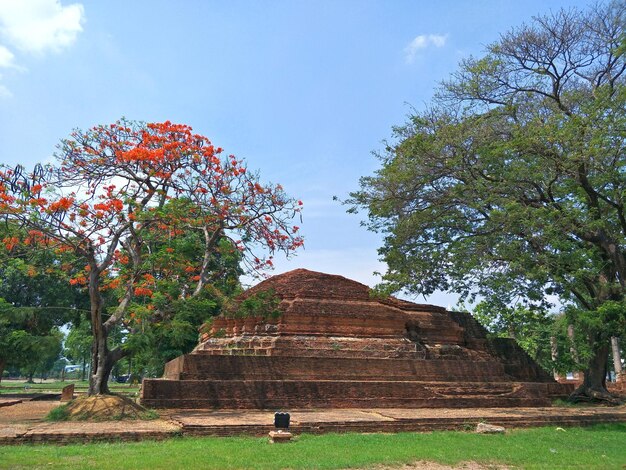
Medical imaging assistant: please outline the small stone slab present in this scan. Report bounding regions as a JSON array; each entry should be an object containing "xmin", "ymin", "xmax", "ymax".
[
  {"xmin": 476, "ymin": 422, "xmax": 505, "ymax": 434},
  {"xmin": 268, "ymin": 430, "xmax": 292, "ymax": 443},
  {"xmin": 60, "ymin": 384, "xmax": 75, "ymax": 402}
]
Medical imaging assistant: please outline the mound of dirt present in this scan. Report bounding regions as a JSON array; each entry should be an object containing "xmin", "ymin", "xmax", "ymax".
[{"xmin": 61, "ymin": 394, "xmax": 156, "ymax": 421}]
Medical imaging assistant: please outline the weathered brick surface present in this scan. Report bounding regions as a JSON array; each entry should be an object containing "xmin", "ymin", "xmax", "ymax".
[
  {"xmin": 179, "ymin": 415, "xmax": 626, "ymax": 437},
  {"xmin": 164, "ymin": 355, "xmax": 511, "ymax": 382},
  {"xmin": 557, "ymin": 377, "xmax": 626, "ymax": 396},
  {"xmin": 142, "ymin": 379, "xmax": 571, "ymax": 409},
  {"xmin": 143, "ymin": 269, "xmax": 571, "ymax": 409},
  {"xmin": 0, "ymin": 430, "xmax": 177, "ymax": 445},
  {"xmin": 448, "ymin": 312, "xmax": 554, "ymax": 383},
  {"xmin": 3, "ymin": 406, "xmax": 625, "ymax": 444}
]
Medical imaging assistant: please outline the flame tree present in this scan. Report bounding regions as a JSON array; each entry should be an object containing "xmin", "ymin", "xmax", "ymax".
[{"xmin": 0, "ymin": 119, "xmax": 303, "ymax": 395}]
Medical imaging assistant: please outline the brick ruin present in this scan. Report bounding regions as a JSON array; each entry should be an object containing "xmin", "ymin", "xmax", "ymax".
[{"xmin": 141, "ymin": 269, "xmax": 574, "ymax": 409}]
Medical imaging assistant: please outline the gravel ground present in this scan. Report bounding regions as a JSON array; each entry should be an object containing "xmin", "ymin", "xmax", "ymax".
[{"xmin": 0, "ymin": 400, "xmax": 58, "ymax": 424}]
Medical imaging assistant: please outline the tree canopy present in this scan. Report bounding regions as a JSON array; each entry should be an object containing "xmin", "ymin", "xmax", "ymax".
[
  {"xmin": 0, "ymin": 299, "xmax": 64, "ymax": 383},
  {"xmin": 348, "ymin": 1, "xmax": 626, "ymax": 401},
  {"xmin": 0, "ymin": 223, "xmax": 88, "ymax": 382}
]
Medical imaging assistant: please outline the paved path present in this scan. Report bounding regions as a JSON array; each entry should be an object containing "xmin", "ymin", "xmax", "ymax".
[
  {"xmin": 165, "ymin": 405, "xmax": 626, "ymax": 436},
  {"xmin": 0, "ymin": 400, "xmax": 179, "ymax": 444},
  {"xmin": 1, "ymin": 400, "xmax": 625, "ymax": 444}
]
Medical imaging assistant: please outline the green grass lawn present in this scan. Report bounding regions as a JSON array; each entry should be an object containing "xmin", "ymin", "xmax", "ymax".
[
  {"xmin": 1, "ymin": 424, "xmax": 625, "ymax": 469},
  {"xmin": 0, "ymin": 380, "xmax": 140, "ymax": 395}
]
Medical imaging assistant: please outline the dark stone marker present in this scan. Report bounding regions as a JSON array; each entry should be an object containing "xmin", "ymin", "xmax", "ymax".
[{"xmin": 274, "ymin": 412, "xmax": 290, "ymax": 429}]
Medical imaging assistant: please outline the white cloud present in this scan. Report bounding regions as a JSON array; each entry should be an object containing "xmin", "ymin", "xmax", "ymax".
[
  {"xmin": 0, "ymin": 0, "xmax": 84, "ymax": 98},
  {"xmin": 404, "ymin": 34, "xmax": 448, "ymax": 64},
  {"xmin": 0, "ymin": 43, "xmax": 14, "ymax": 67},
  {"xmin": 0, "ymin": 0, "xmax": 85, "ymax": 54},
  {"xmin": 0, "ymin": 82, "xmax": 11, "ymax": 98}
]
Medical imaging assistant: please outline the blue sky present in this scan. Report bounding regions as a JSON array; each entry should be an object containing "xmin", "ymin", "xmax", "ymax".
[{"xmin": 0, "ymin": 0, "xmax": 594, "ymax": 307}]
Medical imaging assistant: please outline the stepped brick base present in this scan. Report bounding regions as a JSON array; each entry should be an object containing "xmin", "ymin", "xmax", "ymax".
[
  {"xmin": 142, "ymin": 269, "xmax": 571, "ymax": 409},
  {"xmin": 142, "ymin": 378, "xmax": 572, "ymax": 409},
  {"xmin": 163, "ymin": 355, "xmax": 511, "ymax": 382}
]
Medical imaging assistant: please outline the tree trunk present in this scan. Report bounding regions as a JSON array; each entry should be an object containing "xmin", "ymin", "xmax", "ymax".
[
  {"xmin": 88, "ymin": 322, "xmax": 128, "ymax": 394},
  {"xmin": 567, "ymin": 324, "xmax": 581, "ymax": 380},
  {"xmin": 570, "ymin": 342, "xmax": 622, "ymax": 404},
  {"xmin": 81, "ymin": 357, "xmax": 86, "ymax": 382},
  {"xmin": 0, "ymin": 357, "xmax": 5, "ymax": 385},
  {"xmin": 88, "ymin": 326, "xmax": 110, "ymax": 395},
  {"xmin": 611, "ymin": 336, "xmax": 622, "ymax": 378},
  {"xmin": 88, "ymin": 267, "xmax": 110, "ymax": 395},
  {"xmin": 550, "ymin": 336, "xmax": 561, "ymax": 381}
]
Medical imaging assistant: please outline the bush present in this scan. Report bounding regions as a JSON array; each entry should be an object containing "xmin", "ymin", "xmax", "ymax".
[{"xmin": 46, "ymin": 404, "xmax": 70, "ymax": 421}]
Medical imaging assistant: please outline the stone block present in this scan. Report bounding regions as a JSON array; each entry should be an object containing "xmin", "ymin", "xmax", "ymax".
[
  {"xmin": 268, "ymin": 430, "xmax": 292, "ymax": 443},
  {"xmin": 60, "ymin": 384, "xmax": 74, "ymax": 402},
  {"xmin": 476, "ymin": 423, "xmax": 505, "ymax": 434}
]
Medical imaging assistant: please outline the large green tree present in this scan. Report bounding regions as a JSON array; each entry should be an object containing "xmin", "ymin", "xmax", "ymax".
[
  {"xmin": 62, "ymin": 203, "xmax": 245, "ymax": 383},
  {"xmin": 0, "ymin": 223, "xmax": 88, "ymax": 383},
  {"xmin": 118, "ymin": 205, "xmax": 244, "ymax": 378},
  {"xmin": 349, "ymin": 2, "xmax": 626, "ymax": 402},
  {"xmin": 64, "ymin": 320, "xmax": 92, "ymax": 381},
  {"xmin": 0, "ymin": 300, "xmax": 63, "ymax": 383}
]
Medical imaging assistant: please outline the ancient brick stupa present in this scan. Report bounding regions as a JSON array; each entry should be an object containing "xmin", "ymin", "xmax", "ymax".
[{"xmin": 141, "ymin": 269, "xmax": 572, "ymax": 408}]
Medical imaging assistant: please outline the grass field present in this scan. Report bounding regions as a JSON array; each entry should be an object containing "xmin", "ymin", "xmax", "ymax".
[
  {"xmin": 0, "ymin": 380, "xmax": 140, "ymax": 395},
  {"xmin": 1, "ymin": 424, "xmax": 625, "ymax": 469}
]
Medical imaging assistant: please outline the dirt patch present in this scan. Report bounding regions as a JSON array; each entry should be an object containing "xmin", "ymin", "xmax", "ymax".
[
  {"xmin": 0, "ymin": 400, "xmax": 59, "ymax": 424},
  {"xmin": 57, "ymin": 394, "xmax": 157, "ymax": 421},
  {"xmin": 369, "ymin": 461, "xmax": 509, "ymax": 469}
]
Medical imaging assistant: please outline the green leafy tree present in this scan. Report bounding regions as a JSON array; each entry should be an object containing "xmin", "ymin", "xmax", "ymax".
[
  {"xmin": 17, "ymin": 329, "xmax": 63, "ymax": 382},
  {"xmin": 0, "ymin": 223, "xmax": 88, "ymax": 383},
  {"xmin": 120, "ymin": 213, "xmax": 244, "ymax": 377},
  {"xmin": 468, "ymin": 301, "xmax": 557, "ymax": 373},
  {"xmin": 0, "ymin": 300, "xmax": 27, "ymax": 382},
  {"xmin": 349, "ymin": 2, "xmax": 626, "ymax": 402},
  {"xmin": 0, "ymin": 223, "xmax": 89, "ymax": 327},
  {"xmin": 64, "ymin": 320, "xmax": 92, "ymax": 381},
  {"xmin": 127, "ymin": 292, "xmax": 223, "ymax": 377},
  {"xmin": 0, "ymin": 300, "xmax": 63, "ymax": 383}
]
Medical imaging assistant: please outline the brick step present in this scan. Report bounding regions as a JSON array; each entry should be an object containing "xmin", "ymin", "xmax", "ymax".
[
  {"xmin": 197, "ymin": 349, "xmax": 431, "ymax": 359},
  {"xmin": 196, "ymin": 337, "xmax": 471, "ymax": 352},
  {"xmin": 164, "ymin": 355, "xmax": 512, "ymax": 382},
  {"xmin": 197, "ymin": 347, "xmax": 473, "ymax": 357},
  {"xmin": 424, "ymin": 385, "xmax": 516, "ymax": 396},
  {"xmin": 143, "ymin": 395, "xmax": 551, "ymax": 409},
  {"xmin": 141, "ymin": 379, "xmax": 561, "ymax": 409},
  {"xmin": 199, "ymin": 337, "xmax": 462, "ymax": 347},
  {"xmin": 178, "ymin": 373, "xmax": 513, "ymax": 382},
  {"xmin": 179, "ymin": 415, "xmax": 626, "ymax": 436},
  {"xmin": 180, "ymin": 359, "xmax": 505, "ymax": 372}
]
